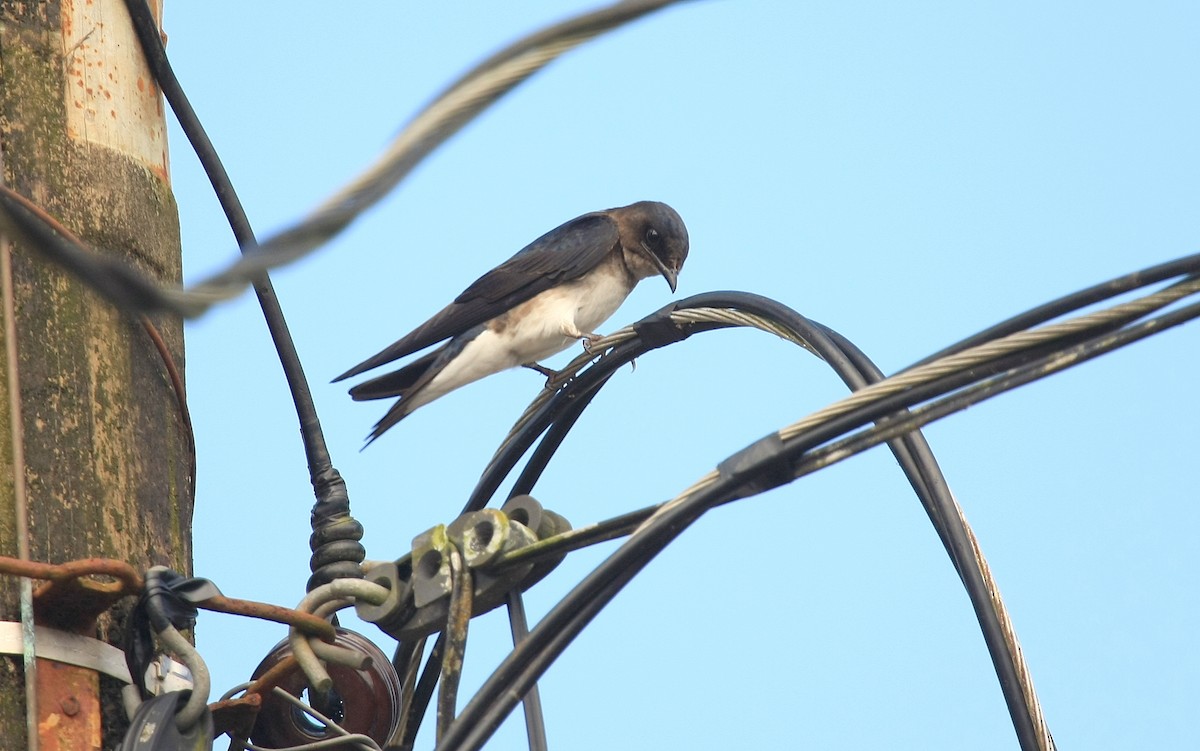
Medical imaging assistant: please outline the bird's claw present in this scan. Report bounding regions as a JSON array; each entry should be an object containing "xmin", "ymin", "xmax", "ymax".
[{"xmin": 581, "ymin": 333, "xmax": 604, "ymax": 354}]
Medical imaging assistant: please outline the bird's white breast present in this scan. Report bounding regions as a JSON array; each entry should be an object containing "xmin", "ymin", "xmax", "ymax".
[
  {"xmin": 502, "ymin": 257, "xmax": 635, "ymax": 362},
  {"xmin": 416, "ymin": 258, "xmax": 635, "ymax": 407}
]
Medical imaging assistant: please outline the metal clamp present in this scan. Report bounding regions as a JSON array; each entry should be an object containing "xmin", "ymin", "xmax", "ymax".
[{"xmin": 356, "ymin": 496, "xmax": 571, "ymax": 641}]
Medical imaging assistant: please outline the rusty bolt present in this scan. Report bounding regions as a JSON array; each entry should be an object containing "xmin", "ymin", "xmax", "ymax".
[{"xmin": 60, "ymin": 696, "xmax": 81, "ymax": 716}]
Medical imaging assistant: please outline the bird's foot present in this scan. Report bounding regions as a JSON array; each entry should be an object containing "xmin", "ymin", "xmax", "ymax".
[
  {"xmin": 524, "ymin": 362, "xmax": 571, "ymax": 391},
  {"xmin": 524, "ymin": 362, "xmax": 558, "ymax": 378}
]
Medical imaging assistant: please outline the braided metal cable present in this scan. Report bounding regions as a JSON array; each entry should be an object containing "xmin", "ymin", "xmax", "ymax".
[
  {"xmin": 950, "ymin": 495, "xmax": 1056, "ymax": 751},
  {"xmin": 780, "ymin": 274, "xmax": 1200, "ymax": 442},
  {"xmin": 488, "ymin": 304, "xmax": 823, "ymax": 466}
]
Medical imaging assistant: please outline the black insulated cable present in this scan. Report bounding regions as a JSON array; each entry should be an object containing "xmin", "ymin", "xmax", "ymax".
[
  {"xmin": 446, "ymin": 282, "xmax": 1200, "ymax": 750},
  {"xmin": 910, "ymin": 253, "xmax": 1200, "ymax": 368},
  {"xmin": 122, "ymin": 1, "xmax": 359, "ymax": 584},
  {"xmin": 453, "ymin": 291, "xmax": 1048, "ymax": 750}
]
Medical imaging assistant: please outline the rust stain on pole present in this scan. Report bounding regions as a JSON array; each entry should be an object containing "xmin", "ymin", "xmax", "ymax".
[{"xmin": 36, "ymin": 660, "xmax": 101, "ymax": 751}]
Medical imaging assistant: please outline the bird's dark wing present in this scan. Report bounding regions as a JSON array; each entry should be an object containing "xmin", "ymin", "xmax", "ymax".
[
  {"xmin": 454, "ymin": 212, "xmax": 617, "ymax": 305},
  {"xmin": 334, "ymin": 212, "xmax": 618, "ymax": 381},
  {"xmin": 347, "ymin": 349, "xmax": 442, "ymax": 401}
]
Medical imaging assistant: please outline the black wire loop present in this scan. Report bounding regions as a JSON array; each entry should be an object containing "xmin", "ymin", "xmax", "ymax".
[
  {"xmin": 439, "ymin": 290, "xmax": 1054, "ymax": 751},
  {"xmin": 437, "ymin": 265, "xmax": 1200, "ymax": 749}
]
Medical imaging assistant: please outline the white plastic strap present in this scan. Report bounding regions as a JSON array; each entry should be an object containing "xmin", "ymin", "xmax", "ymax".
[{"xmin": 0, "ymin": 621, "xmax": 132, "ymax": 683}]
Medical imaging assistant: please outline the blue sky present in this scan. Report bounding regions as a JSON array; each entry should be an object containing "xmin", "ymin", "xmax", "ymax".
[{"xmin": 163, "ymin": 3, "xmax": 1198, "ymax": 748}]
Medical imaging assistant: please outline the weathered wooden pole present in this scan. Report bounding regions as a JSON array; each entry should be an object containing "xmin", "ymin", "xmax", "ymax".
[{"xmin": 0, "ymin": 1, "xmax": 190, "ymax": 748}]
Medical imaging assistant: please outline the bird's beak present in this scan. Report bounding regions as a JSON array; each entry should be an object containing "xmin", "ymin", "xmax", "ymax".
[
  {"xmin": 661, "ymin": 266, "xmax": 679, "ymax": 293},
  {"xmin": 641, "ymin": 242, "xmax": 679, "ymax": 293}
]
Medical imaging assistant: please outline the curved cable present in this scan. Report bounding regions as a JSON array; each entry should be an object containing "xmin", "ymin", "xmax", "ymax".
[
  {"xmin": 505, "ymin": 592, "xmax": 548, "ymax": 751},
  {"xmin": 456, "ymin": 291, "xmax": 1055, "ymax": 749},
  {"xmin": 441, "ymin": 293, "xmax": 1200, "ymax": 751},
  {"xmin": 122, "ymin": 0, "xmax": 351, "ymax": 527},
  {"xmin": 444, "ymin": 258, "xmax": 1200, "ymax": 749},
  {"xmin": 910, "ymin": 253, "xmax": 1200, "ymax": 367},
  {"xmin": 205, "ymin": 0, "xmax": 692, "ymax": 297}
]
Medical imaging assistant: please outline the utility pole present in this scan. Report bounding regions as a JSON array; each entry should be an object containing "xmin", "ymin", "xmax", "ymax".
[{"xmin": 0, "ymin": 2, "xmax": 189, "ymax": 749}]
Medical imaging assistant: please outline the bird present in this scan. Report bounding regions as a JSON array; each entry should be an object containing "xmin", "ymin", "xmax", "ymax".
[{"xmin": 335, "ymin": 200, "xmax": 689, "ymax": 444}]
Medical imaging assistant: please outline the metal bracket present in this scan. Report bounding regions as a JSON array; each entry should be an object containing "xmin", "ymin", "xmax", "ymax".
[{"xmin": 356, "ymin": 496, "xmax": 572, "ymax": 641}]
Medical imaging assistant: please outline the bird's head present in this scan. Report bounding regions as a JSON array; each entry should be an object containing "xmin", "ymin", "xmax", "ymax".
[{"xmin": 615, "ymin": 201, "xmax": 689, "ymax": 293}]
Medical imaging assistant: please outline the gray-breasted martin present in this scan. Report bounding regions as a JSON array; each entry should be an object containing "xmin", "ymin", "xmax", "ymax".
[{"xmin": 336, "ymin": 200, "xmax": 689, "ymax": 443}]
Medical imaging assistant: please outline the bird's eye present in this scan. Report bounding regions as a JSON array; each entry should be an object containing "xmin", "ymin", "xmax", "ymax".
[{"xmin": 644, "ymin": 227, "xmax": 660, "ymax": 246}]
